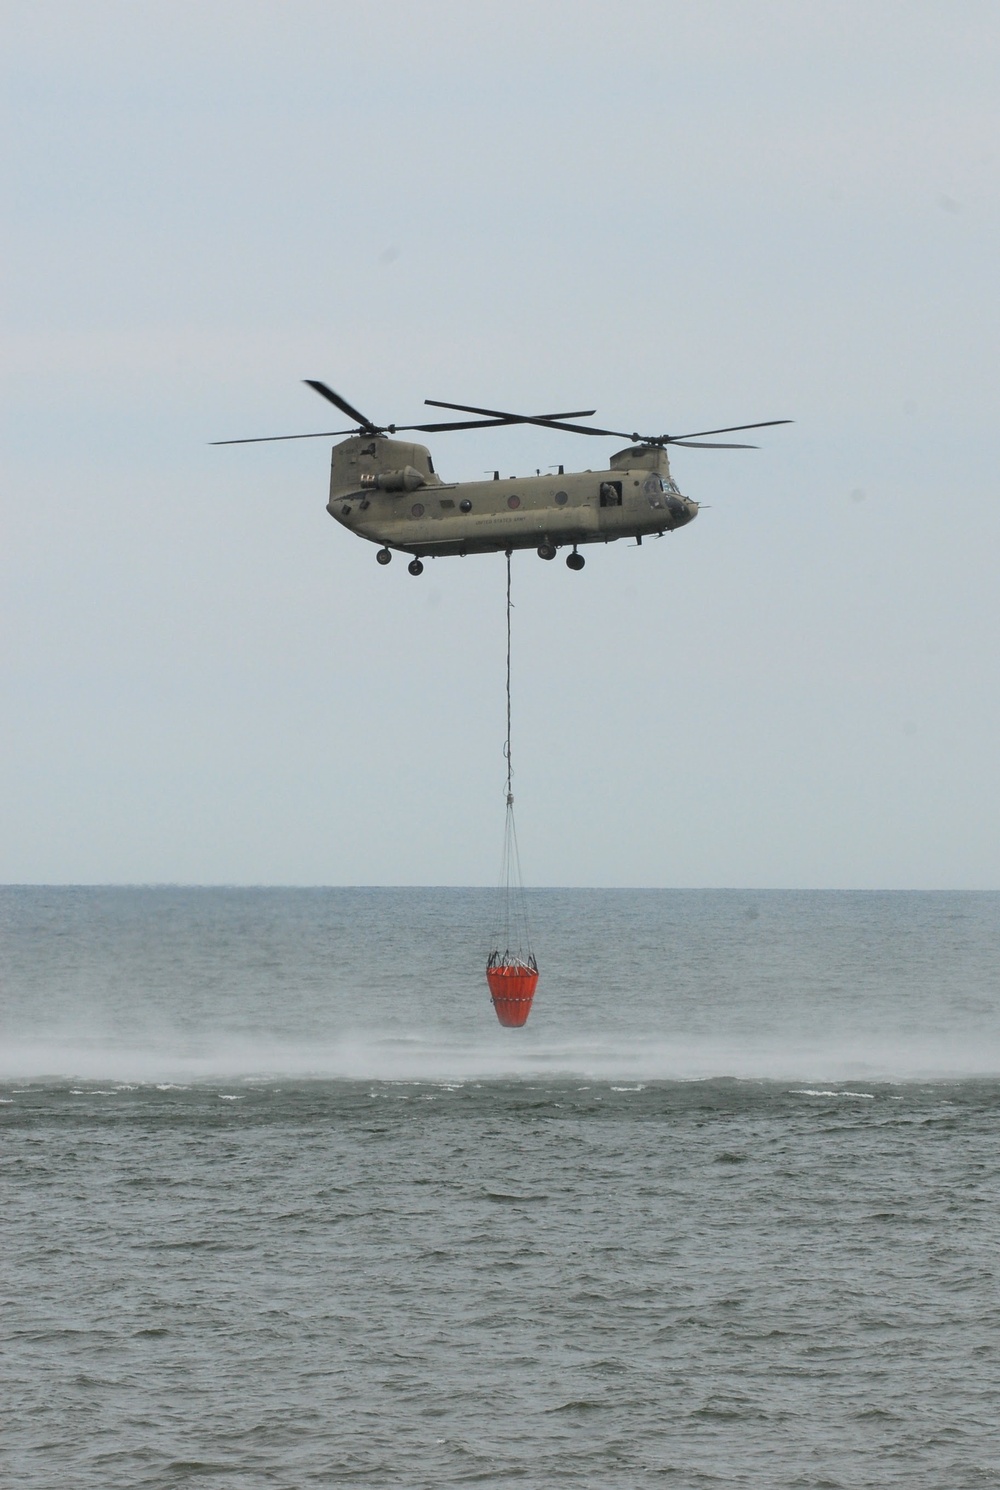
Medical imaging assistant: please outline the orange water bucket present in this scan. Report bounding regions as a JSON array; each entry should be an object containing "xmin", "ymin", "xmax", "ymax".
[{"xmin": 486, "ymin": 962, "xmax": 539, "ymax": 1028}]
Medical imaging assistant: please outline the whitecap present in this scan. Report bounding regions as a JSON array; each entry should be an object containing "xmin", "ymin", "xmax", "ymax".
[{"xmin": 790, "ymin": 1088, "xmax": 875, "ymax": 1099}]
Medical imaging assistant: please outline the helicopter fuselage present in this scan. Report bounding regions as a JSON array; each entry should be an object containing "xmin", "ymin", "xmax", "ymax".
[{"xmin": 325, "ymin": 435, "xmax": 698, "ymax": 559}]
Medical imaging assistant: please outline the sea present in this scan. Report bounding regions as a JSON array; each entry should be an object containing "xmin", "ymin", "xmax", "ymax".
[{"xmin": 3, "ymin": 886, "xmax": 1000, "ymax": 1489}]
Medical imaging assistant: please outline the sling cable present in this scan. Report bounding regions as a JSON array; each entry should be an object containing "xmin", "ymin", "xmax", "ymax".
[{"xmin": 486, "ymin": 552, "xmax": 539, "ymax": 1027}]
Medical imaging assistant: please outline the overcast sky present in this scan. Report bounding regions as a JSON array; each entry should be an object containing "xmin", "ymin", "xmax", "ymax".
[{"xmin": 2, "ymin": 0, "xmax": 998, "ymax": 888}]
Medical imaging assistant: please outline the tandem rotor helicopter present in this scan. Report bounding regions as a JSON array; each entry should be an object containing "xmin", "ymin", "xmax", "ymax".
[{"xmin": 214, "ymin": 381, "xmax": 791, "ymax": 575}]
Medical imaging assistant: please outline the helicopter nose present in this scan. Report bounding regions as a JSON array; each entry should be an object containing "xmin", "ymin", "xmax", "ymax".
[{"xmin": 667, "ymin": 496, "xmax": 697, "ymax": 525}]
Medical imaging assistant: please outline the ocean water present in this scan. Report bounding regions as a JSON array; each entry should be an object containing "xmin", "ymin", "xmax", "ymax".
[{"xmin": 3, "ymin": 887, "xmax": 1000, "ymax": 1488}]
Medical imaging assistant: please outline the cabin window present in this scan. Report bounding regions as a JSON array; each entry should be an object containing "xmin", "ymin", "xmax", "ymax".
[
  {"xmin": 554, "ymin": 490, "xmax": 569, "ymax": 505},
  {"xmin": 460, "ymin": 499, "xmax": 473, "ymax": 513},
  {"xmin": 507, "ymin": 494, "xmax": 521, "ymax": 510},
  {"xmin": 599, "ymin": 481, "xmax": 623, "ymax": 507},
  {"xmin": 410, "ymin": 503, "xmax": 425, "ymax": 518}
]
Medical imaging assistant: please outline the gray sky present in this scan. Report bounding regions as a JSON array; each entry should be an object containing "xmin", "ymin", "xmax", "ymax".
[{"xmin": 3, "ymin": 0, "xmax": 998, "ymax": 887}]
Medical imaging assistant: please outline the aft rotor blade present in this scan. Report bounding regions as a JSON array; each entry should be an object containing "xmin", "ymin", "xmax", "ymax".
[
  {"xmin": 303, "ymin": 380, "xmax": 378, "ymax": 430},
  {"xmin": 565, "ymin": 419, "xmax": 793, "ymax": 445},
  {"xmin": 669, "ymin": 419, "xmax": 793, "ymax": 441},
  {"xmin": 425, "ymin": 403, "xmax": 793, "ymax": 445},
  {"xmin": 524, "ymin": 417, "xmax": 792, "ymax": 444},
  {"xmin": 210, "ymin": 428, "xmax": 358, "ymax": 445}
]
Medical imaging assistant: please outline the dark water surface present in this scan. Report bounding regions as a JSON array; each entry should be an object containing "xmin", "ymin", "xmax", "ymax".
[{"xmin": 3, "ymin": 889, "xmax": 1000, "ymax": 1487}]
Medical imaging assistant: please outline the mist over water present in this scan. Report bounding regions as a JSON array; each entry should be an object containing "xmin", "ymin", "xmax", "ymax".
[
  {"xmin": 2, "ymin": 887, "xmax": 999, "ymax": 1083},
  {"xmin": 6, "ymin": 889, "xmax": 1000, "ymax": 1488}
]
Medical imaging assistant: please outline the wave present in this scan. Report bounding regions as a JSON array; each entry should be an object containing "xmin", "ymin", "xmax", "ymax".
[{"xmin": 4, "ymin": 1030, "xmax": 1000, "ymax": 1083}]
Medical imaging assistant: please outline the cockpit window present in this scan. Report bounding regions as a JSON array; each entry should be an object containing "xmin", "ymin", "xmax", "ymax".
[{"xmin": 642, "ymin": 473, "xmax": 664, "ymax": 508}]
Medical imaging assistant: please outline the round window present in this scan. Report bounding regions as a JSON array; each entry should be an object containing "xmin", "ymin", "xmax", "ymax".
[
  {"xmin": 410, "ymin": 503, "xmax": 425, "ymax": 518},
  {"xmin": 459, "ymin": 499, "xmax": 472, "ymax": 513},
  {"xmin": 507, "ymin": 494, "xmax": 521, "ymax": 510},
  {"xmin": 554, "ymin": 490, "xmax": 569, "ymax": 506}
]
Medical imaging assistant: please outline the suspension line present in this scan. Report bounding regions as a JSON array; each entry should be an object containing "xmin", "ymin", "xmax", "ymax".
[{"xmin": 505, "ymin": 549, "xmax": 513, "ymax": 804}]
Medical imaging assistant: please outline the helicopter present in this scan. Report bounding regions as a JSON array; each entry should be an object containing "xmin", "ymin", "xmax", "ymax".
[{"xmin": 213, "ymin": 381, "xmax": 791, "ymax": 575}]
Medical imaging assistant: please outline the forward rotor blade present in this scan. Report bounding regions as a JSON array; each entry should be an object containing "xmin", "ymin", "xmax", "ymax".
[
  {"xmin": 211, "ymin": 411, "xmax": 599, "ymax": 444},
  {"xmin": 303, "ymin": 380, "xmax": 378, "ymax": 430},
  {"xmin": 425, "ymin": 399, "xmax": 596, "ymax": 421},
  {"xmin": 670, "ymin": 440, "xmax": 758, "ymax": 449},
  {"xmin": 425, "ymin": 398, "xmax": 511, "ymax": 417},
  {"xmin": 427, "ymin": 406, "xmax": 626, "ymax": 441},
  {"xmin": 420, "ymin": 403, "xmax": 604, "ymax": 437},
  {"xmin": 669, "ymin": 419, "xmax": 793, "ymax": 441},
  {"xmin": 210, "ymin": 428, "xmax": 357, "ymax": 445},
  {"xmin": 513, "ymin": 408, "xmax": 597, "ymax": 421},
  {"xmin": 420, "ymin": 408, "xmax": 595, "ymax": 423},
  {"xmin": 401, "ymin": 417, "xmax": 539, "ymax": 433}
]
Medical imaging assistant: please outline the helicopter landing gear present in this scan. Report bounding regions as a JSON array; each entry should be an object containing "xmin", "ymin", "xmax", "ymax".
[
  {"xmin": 566, "ymin": 548, "xmax": 585, "ymax": 571},
  {"xmin": 376, "ymin": 547, "xmax": 392, "ymax": 566},
  {"xmin": 537, "ymin": 544, "xmax": 557, "ymax": 561},
  {"xmin": 407, "ymin": 558, "xmax": 424, "ymax": 576}
]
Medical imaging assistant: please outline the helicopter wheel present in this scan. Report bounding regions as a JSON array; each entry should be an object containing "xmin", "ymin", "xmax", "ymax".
[
  {"xmin": 537, "ymin": 544, "xmax": 557, "ymax": 561},
  {"xmin": 407, "ymin": 558, "xmax": 424, "ymax": 576},
  {"xmin": 566, "ymin": 549, "xmax": 585, "ymax": 571},
  {"xmin": 376, "ymin": 547, "xmax": 392, "ymax": 566}
]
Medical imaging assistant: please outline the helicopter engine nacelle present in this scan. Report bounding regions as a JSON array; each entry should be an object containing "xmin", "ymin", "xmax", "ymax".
[{"xmin": 360, "ymin": 466, "xmax": 426, "ymax": 493}]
